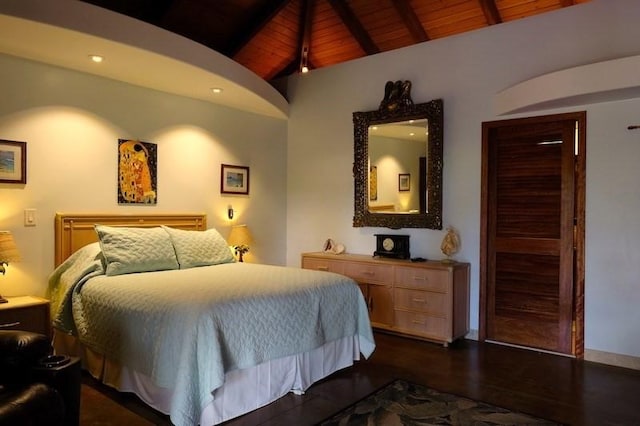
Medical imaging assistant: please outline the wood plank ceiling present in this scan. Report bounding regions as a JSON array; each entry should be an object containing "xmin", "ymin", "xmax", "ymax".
[{"xmin": 80, "ymin": 0, "xmax": 590, "ymax": 82}]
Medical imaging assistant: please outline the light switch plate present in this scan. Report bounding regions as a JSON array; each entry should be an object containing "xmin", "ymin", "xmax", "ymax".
[{"xmin": 24, "ymin": 208, "xmax": 37, "ymax": 227}]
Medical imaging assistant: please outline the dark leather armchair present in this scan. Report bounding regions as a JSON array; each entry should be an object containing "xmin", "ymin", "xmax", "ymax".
[{"xmin": 0, "ymin": 330, "xmax": 71, "ymax": 426}]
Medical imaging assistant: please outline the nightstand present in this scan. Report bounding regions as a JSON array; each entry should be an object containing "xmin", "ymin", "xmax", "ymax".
[{"xmin": 0, "ymin": 296, "xmax": 51, "ymax": 337}]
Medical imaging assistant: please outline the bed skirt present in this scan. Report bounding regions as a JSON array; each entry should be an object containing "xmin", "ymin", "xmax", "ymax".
[{"xmin": 53, "ymin": 331, "xmax": 360, "ymax": 425}]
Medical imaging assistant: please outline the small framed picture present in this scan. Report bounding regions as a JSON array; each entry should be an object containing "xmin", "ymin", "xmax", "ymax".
[
  {"xmin": 0, "ymin": 140, "xmax": 27, "ymax": 184},
  {"xmin": 221, "ymin": 164, "xmax": 250, "ymax": 195},
  {"xmin": 398, "ymin": 173, "xmax": 410, "ymax": 192}
]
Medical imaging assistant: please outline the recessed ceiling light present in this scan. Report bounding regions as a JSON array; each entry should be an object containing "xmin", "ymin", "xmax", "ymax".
[
  {"xmin": 89, "ymin": 54, "xmax": 104, "ymax": 63},
  {"xmin": 211, "ymin": 87, "xmax": 223, "ymax": 94}
]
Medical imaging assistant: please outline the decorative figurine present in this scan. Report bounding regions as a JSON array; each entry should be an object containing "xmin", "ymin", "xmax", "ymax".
[
  {"xmin": 379, "ymin": 80, "xmax": 414, "ymax": 112},
  {"xmin": 323, "ymin": 238, "xmax": 345, "ymax": 255},
  {"xmin": 440, "ymin": 226, "xmax": 460, "ymax": 263}
]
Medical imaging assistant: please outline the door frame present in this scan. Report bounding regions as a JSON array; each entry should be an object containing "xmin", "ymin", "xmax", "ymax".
[{"xmin": 479, "ymin": 111, "xmax": 586, "ymax": 358}]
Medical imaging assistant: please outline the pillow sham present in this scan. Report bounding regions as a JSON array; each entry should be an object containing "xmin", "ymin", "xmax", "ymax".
[
  {"xmin": 162, "ymin": 226, "xmax": 235, "ymax": 269},
  {"xmin": 95, "ymin": 225, "xmax": 179, "ymax": 276}
]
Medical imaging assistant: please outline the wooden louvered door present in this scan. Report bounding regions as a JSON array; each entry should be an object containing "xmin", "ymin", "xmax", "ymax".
[{"xmin": 480, "ymin": 112, "xmax": 585, "ymax": 356}]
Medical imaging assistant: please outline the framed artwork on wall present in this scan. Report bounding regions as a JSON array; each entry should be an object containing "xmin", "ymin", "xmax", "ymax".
[
  {"xmin": 0, "ymin": 140, "xmax": 27, "ymax": 184},
  {"xmin": 117, "ymin": 139, "xmax": 157, "ymax": 204},
  {"xmin": 221, "ymin": 164, "xmax": 249, "ymax": 195},
  {"xmin": 399, "ymin": 173, "xmax": 410, "ymax": 192}
]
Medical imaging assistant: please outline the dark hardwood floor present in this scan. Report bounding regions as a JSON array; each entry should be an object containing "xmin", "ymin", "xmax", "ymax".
[{"xmin": 83, "ymin": 331, "xmax": 640, "ymax": 425}]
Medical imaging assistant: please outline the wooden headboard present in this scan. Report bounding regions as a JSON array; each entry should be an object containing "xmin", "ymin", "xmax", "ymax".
[{"xmin": 54, "ymin": 213, "xmax": 207, "ymax": 267}]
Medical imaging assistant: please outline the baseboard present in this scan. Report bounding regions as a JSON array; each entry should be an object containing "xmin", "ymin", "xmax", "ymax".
[
  {"xmin": 585, "ymin": 349, "xmax": 640, "ymax": 371},
  {"xmin": 465, "ymin": 329, "xmax": 640, "ymax": 371}
]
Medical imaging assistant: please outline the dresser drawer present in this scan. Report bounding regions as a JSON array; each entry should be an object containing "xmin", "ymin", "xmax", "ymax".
[
  {"xmin": 394, "ymin": 288, "xmax": 446, "ymax": 316},
  {"xmin": 302, "ymin": 257, "xmax": 345, "ymax": 275},
  {"xmin": 0, "ymin": 304, "xmax": 50, "ymax": 336},
  {"xmin": 394, "ymin": 266, "xmax": 448, "ymax": 292},
  {"xmin": 394, "ymin": 309, "xmax": 446, "ymax": 339},
  {"xmin": 344, "ymin": 262, "xmax": 393, "ymax": 284}
]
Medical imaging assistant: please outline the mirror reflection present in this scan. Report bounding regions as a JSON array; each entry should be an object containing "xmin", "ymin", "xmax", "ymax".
[{"xmin": 368, "ymin": 119, "xmax": 428, "ymax": 214}]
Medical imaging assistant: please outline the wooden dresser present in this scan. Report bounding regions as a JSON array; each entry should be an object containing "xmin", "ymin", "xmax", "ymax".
[{"xmin": 302, "ymin": 252, "xmax": 470, "ymax": 346}]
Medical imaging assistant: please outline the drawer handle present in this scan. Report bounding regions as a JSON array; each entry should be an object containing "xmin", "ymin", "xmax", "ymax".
[
  {"xmin": 362, "ymin": 271, "xmax": 375, "ymax": 276},
  {"xmin": 316, "ymin": 266, "xmax": 329, "ymax": 271},
  {"xmin": 0, "ymin": 321, "xmax": 20, "ymax": 328},
  {"xmin": 412, "ymin": 319, "xmax": 426, "ymax": 325},
  {"xmin": 413, "ymin": 276, "xmax": 428, "ymax": 281},
  {"xmin": 412, "ymin": 298, "xmax": 425, "ymax": 303}
]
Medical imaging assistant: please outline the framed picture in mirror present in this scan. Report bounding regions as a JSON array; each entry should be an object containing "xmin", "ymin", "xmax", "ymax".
[{"xmin": 399, "ymin": 174, "xmax": 410, "ymax": 191}]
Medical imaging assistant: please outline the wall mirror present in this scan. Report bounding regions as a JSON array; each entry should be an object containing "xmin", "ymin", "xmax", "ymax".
[{"xmin": 353, "ymin": 81, "xmax": 443, "ymax": 229}]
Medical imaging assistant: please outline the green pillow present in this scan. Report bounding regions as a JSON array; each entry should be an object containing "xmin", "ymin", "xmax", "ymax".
[
  {"xmin": 95, "ymin": 225, "xmax": 179, "ymax": 276},
  {"xmin": 163, "ymin": 226, "xmax": 235, "ymax": 269}
]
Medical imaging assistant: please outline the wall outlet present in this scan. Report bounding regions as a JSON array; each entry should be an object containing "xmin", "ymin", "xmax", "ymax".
[{"xmin": 24, "ymin": 209, "xmax": 37, "ymax": 227}]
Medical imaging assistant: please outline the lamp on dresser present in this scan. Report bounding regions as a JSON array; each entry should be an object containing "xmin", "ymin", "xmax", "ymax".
[
  {"xmin": 227, "ymin": 224, "xmax": 253, "ymax": 262},
  {"xmin": 0, "ymin": 231, "xmax": 21, "ymax": 303}
]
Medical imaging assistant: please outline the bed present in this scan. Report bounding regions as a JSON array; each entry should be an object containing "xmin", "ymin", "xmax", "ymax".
[{"xmin": 48, "ymin": 213, "xmax": 375, "ymax": 426}]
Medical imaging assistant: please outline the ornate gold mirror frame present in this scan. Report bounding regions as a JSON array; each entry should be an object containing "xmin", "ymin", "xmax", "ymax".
[{"xmin": 353, "ymin": 81, "xmax": 443, "ymax": 229}]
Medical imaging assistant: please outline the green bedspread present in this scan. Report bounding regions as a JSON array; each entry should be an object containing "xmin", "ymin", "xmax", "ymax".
[{"xmin": 47, "ymin": 243, "xmax": 375, "ymax": 426}]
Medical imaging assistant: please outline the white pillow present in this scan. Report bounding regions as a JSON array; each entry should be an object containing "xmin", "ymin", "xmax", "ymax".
[
  {"xmin": 95, "ymin": 225, "xmax": 179, "ymax": 276},
  {"xmin": 163, "ymin": 226, "xmax": 235, "ymax": 269}
]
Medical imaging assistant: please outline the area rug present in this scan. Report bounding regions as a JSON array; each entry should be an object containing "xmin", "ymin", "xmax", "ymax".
[{"xmin": 320, "ymin": 379, "xmax": 561, "ymax": 425}]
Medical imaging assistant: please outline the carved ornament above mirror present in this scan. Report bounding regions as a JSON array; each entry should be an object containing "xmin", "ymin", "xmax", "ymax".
[{"xmin": 353, "ymin": 81, "xmax": 443, "ymax": 229}]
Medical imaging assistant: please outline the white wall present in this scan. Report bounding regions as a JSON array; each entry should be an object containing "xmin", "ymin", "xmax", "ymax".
[
  {"xmin": 0, "ymin": 54, "xmax": 288, "ymax": 297},
  {"xmin": 286, "ymin": 0, "xmax": 640, "ymax": 360}
]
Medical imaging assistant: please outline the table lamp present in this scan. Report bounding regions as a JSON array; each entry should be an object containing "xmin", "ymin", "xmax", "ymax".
[
  {"xmin": 0, "ymin": 231, "xmax": 21, "ymax": 303},
  {"xmin": 227, "ymin": 224, "xmax": 253, "ymax": 262}
]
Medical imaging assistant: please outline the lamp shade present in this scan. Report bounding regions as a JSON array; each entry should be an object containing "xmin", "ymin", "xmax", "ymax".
[
  {"xmin": 0, "ymin": 231, "xmax": 20, "ymax": 263},
  {"xmin": 227, "ymin": 224, "xmax": 253, "ymax": 247}
]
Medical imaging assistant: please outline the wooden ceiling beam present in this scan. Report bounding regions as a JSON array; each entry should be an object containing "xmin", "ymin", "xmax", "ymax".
[
  {"xmin": 478, "ymin": 0, "xmax": 502, "ymax": 26},
  {"xmin": 391, "ymin": 0, "xmax": 429, "ymax": 43},
  {"xmin": 225, "ymin": 0, "xmax": 292, "ymax": 57},
  {"xmin": 327, "ymin": 0, "xmax": 379, "ymax": 55},
  {"xmin": 270, "ymin": 0, "xmax": 314, "ymax": 80},
  {"xmin": 272, "ymin": 57, "xmax": 317, "ymax": 81},
  {"xmin": 297, "ymin": 0, "xmax": 315, "ymax": 73}
]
